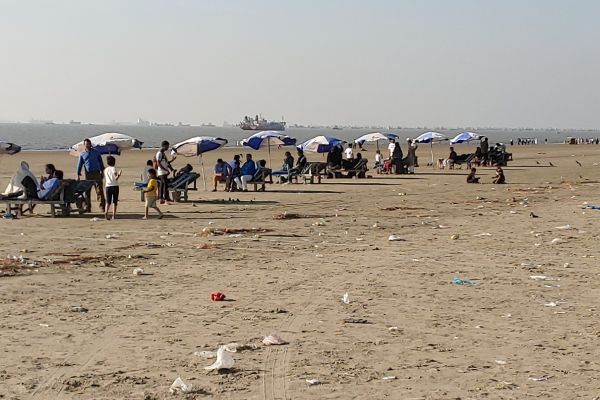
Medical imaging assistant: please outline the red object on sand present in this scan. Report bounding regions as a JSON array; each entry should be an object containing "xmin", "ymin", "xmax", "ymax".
[{"xmin": 211, "ymin": 292, "xmax": 226, "ymax": 301}]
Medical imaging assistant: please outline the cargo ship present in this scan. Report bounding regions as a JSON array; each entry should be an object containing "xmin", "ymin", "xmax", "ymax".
[{"xmin": 239, "ymin": 115, "xmax": 286, "ymax": 131}]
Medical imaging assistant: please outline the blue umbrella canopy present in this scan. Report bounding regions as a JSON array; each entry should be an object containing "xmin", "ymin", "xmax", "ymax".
[
  {"xmin": 171, "ymin": 137, "xmax": 228, "ymax": 157},
  {"xmin": 450, "ymin": 132, "xmax": 481, "ymax": 144},
  {"xmin": 241, "ymin": 131, "xmax": 296, "ymax": 150},
  {"xmin": 0, "ymin": 140, "xmax": 21, "ymax": 155},
  {"xmin": 414, "ymin": 131, "xmax": 448, "ymax": 143},
  {"xmin": 298, "ymin": 135, "xmax": 345, "ymax": 153}
]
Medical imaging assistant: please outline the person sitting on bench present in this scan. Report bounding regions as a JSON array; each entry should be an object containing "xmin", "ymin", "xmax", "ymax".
[
  {"xmin": 2, "ymin": 161, "xmax": 39, "ymax": 199},
  {"xmin": 37, "ymin": 170, "xmax": 63, "ymax": 200},
  {"xmin": 212, "ymin": 159, "xmax": 232, "ymax": 192},
  {"xmin": 286, "ymin": 149, "xmax": 307, "ymax": 184}
]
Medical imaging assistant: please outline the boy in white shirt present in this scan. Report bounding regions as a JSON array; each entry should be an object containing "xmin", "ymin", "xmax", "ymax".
[
  {"xmin": 344, "ymin": 144, "xmax": 354, "ymax": 160},
  {"xmin": 104, "ymin": 155, "xmax": 122, "ymax": 220},
  {"xmin": 374, "ymin": 149, "xmax": 384, "ymax": 173}
]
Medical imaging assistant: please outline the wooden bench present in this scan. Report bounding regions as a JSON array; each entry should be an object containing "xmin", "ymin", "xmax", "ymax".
[
  {"xmin": 249, "ymin": 169, "xmax": 272, "ymax": 192},
  {"xmin": 301, "ymin": 162, "xmax": 328, "ymax": 184}
]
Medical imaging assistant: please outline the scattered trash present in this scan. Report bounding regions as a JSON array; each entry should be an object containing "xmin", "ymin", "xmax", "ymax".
[
  {"xmin": 388, "ymin": 326, "xmax": 399, "ymax": 332},
  {"xmin": 306, "ymin": 379, "xmax": 321, "ymax": 386},
  {"xmin": 343, "ymin": 318, "xmax": 371, "ymax": 324},
  {"xmin": 544, "ymin": 302, "xmax": 558, "ymax": 307},
  {"xmin": 222, "ymin": 342, "xmax": 257, "ymax": 352},
  {"xmin": 474, "ymin": 232, "xmax": 492, "ymax": 237},
  {"xmin": 169, "ymin": 377, "xmax": 193, "ymax": 394},
  {"xmin": 204, "ymin": 346, "xmax": 235, "ymax": 370},
  {"xmin": 341, "ymin": 292, "xmax": 351, "ymax": 304},
  {"xmin": 452, "ymin": 277, "xmax": 477, "ymax": 286},
  {"xmin": 530, "ymin": 212, "xmax": 539, "ymax": 218},
  {"xmin": 382, "ymin": 376, "xmax": 397, "ymax": 381},
  {"xmin": 39, "ymin": 323, "xmax": 50, "ymax": 327},
  {"xmin": 228, "ymin": 233, "xmax": 243, "ymax": 238},
  {"xmin": 551, "ymin": 238, "xmax": 565, "ymax": 245},
  {"xmin": 194, "ymin": 350, "xmax": 217, "ymax": 359},
  {"xmin": 528, "ymin": 375, "xmax": 551, "ymax": 382},
  {"xmin": 555, "ymin": 224, "xmax": 573, "ymax": 230},
  {"xmin": 70, "ymin": 306, "xmax": 88, "ymax": 313},
  {"xmin": 105, "ymin": 234, "xmax": 119, "ymax": 239},
  {"xmin": 262, "ymin": 334, "xmax": 288, "ymax": 346},
  {"xmin": 211, "ymin": 292, "xmax": 226, "ymax": 301},
  {"xmin": 89, "ymin": 217, "xmax": 101, "ymax": 222},
  {"xmin": 495, "ymin": 360, "xmax": 507, "ymax": 365},
  {"xmin": 388, "ymin": 235, "xmax": 404, "ymax": 241},
  {"xmin": 132, "ymin": 267, "xmax": 144, "ymax": 276},
  {"xmin": 529, "ymin": 275, "xmax": 555, "ymax": 281},
  {"xmin": 450, "ymin": 234, "xmax": 459, "ymax": 240}
]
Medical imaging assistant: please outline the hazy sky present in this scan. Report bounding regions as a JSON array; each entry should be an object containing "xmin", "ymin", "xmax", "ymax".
[{"xmin": 1, "ymin": 0, "xmax": 599, "ymax": 128}]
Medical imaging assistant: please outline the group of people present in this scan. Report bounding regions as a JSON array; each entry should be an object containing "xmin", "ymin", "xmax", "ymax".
[
  {"xmin": 2, "ymin": 162, "xmax": 64, "ymax": 202},
  {"xmin": 212, "ymin": 153, "xmax": 269, "ymax": 191},
  {"xmin": 466, "ymin": 166, "xmax": 505, "ymax": 184}
]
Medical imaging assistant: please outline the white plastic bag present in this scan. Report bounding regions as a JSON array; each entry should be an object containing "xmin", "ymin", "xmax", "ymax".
[
  {"xmin": 262, "ymin": 334, "xmax": 288, "ymax": 346},
  {"xmin": 169, "ymin": 377, "xmax": 192, "ymax": 394},
  {"xmin": 341, "ymin": 293, "xmax": 351, "ymax": 304},
  {"xmin": 204, "ymin": 346, "xmax": 235, "ymax": 370}
]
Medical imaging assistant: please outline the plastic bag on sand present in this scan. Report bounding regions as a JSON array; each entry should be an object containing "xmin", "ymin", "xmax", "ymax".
[
  {"xmin": 263, "ymin": 334, "xmax": 288, "ymax": 346},
  {"xmin": 342, "ymin": 292, "xmax": 351, "ymax": 304},
  {"xmin": 204, "ymin": 347, "xmax": 235, "ymax": 370},
  {"xmin": 388, "ymin": 235, "xmax": 402, "ymax": 241},
  {"xmin": 169, "ymin": 377, "xmax": 192, "ymax": 394}
]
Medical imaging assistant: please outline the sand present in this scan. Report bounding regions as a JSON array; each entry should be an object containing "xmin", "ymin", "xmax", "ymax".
[{"xmin": 1, "ymin": 144, "xmax": 600, "ymax": 399}]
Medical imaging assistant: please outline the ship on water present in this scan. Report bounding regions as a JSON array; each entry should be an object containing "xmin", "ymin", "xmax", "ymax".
[{"xmin": 239, "ymin": 114, "xmax": 286, "ymax": 131}]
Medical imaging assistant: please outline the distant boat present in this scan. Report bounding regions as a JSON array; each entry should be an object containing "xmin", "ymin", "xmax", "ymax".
[
  {"xmin": 332, "ymin": 125, "xmax": 343, "ymax": 130},
  {"xmin": 178, "ymin": 122, "xmax": 191, "ymax": 127},
  {"xmin": 239, "ymin": 115, "xmax": 286, "ymax": 131},
  {"xmin": 201, "ymin": 122, "xmax": 216, "ymax": 128},
  {"xmin": 69, "ymin": 120, "xmax": 81, "ymax": 125}
]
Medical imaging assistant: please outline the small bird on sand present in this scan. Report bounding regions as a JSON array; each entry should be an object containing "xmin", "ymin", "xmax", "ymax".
[
  {"xmin": 549, "ymin": 162, "xmax": 555, "ymax": 167},
  {"xmin": 530, "ymin": 212, "xmax": 539, "ymax": 218},
  {"xmin": 576, "ymin": 160, "xmax": 582, "ymax": 167}
]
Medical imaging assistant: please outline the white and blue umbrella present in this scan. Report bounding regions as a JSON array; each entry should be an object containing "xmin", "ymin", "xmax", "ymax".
[
  {"xmin": 241, "ymin": 130, "xmax": 296, "ymax": 167},
  {"xmin": 70, "ymin": 132, "xmax": 143, "ymax": 156},
  {"xmin": 450, "ymin": 131, "xmax": 481, "ymax": 144},
  {"xmin": 171, "ymin": 136, "xmax": 228, "ymax": 191},
  {"xmin": 299, "ymin": 135, "xmax": 345, "ymax": 153},
  {"xmin": 0, "ymin": 140, "xmax": 21, "ymax": 155},
  {"xmin": 171, "ymin": 136, "xmax": 228, "ymax": 157},
  {"xmin": 414, "ymin": 132, "xmax": 449, "ymax": 167},
  {"xmin": 241, "ymin": 130, "xmax": 296, "ymax": 150},
  {"xmin": 354, "ymin": 132, "xmax": 399, "ymax": 151}
]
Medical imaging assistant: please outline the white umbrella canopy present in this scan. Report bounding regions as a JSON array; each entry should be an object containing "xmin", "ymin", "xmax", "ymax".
[
  {"xmin": 354, "ymin": 132, "xmax": 398, "ymax": 143},
  {"xmin": 414, "ymin": 132, "xmax": 449, "ymax": 167},
  {"xmin": 450, "ymin": 131, "xmax": 481, "ymax": 144},
  {"xmin": 70, "ymin": 133, "xmax": 143, "ymax": 156}
]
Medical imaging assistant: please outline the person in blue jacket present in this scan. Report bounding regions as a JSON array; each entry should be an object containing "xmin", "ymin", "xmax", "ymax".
[
  {"xmin": 76, "ymin": 138, "xmax": 105, "ymax": 212},
  {"xmin": 234, "ymin": 153, "xmax": 256, "ymax": 192}
]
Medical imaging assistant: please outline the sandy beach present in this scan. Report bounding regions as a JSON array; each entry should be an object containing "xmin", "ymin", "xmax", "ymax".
[{"xmin": 1, "ymin": 143, "xmax": 600, "ymax": 399}]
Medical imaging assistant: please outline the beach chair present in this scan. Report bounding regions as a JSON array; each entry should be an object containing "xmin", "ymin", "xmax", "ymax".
[
  {"xmin": 168, "ymin": 172, "xmax": 200, "ymax": 201},
  {"xmin": 0, "ymin": 179, "xmax": 93, "ymax": 217},
  {"xmin": 301, "ymin": 162, "xmax": 327, "ymax": 184},
  {"xmin": 331, "ymin": 158, "xmax": 369, "ymax": 178},
  {"xmin": 249, "ymin": 168, "xmax": 272, "ymax": 192}
]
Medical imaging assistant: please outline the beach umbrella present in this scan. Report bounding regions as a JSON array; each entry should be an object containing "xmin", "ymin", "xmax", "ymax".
[
  {"xmin": 298, "ymin": 135, "xmax": 345, "ymax": 153},
  {"xmin": 241, "ymin": 131, "xmax": 296, "ymax": 167},
  {"xmin": 70, "ymin": 132, "xmax": 143, "ymax": 156},
  {"xmin": 414, "ymin": 131, "xmax": 449, "ymax": 167},
  {"xmin": 170, "ymin": 136, "xmax": 228, "ymax": 191},
  {"xmin": 450, "ymin": 131, "xmax": 481, "ymax": 144},
  {"xmin": 354, "ymin": 132, "xmax": 399, "ymax": 151},
  {"xmin": 0, "ymin": 140, "xmax": 21, "ymax": 155}
]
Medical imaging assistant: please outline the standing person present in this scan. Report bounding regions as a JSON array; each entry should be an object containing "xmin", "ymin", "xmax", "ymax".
[
  {"xmin": 142, "ymin": 168, "xmax": 163, "ymax": 219},
  {"xmin": 480, "ymin": 137, "xmax": 489, "ymax": 166},
  {"xmin": 391, "ymin": 142, "xmax": 403, "ymax": 174},
  {"xmin": 406, "ymin": 140, "xmax": 418, "ymax": 174},
  {"xmin": 155, "ymin": 141, "xmax": 174, "ymax": 204},
  {"xmin": 228, "ymin": 154, "xmax": 241, "ymax": 191},
  {"xmin": 104, "ymin": 155, "xmax": 121, "ymax": 220},
  {"xmin": 76, "ymin": 138, "xmax": 105, "ymax": 212},
  {"xmin": 142, "ymin": 160, "xmax": 153, "ymax": 183},
  {"xmin": 234, "ymin": 154, "xmax": 256, "ymax": 192},
  {"xmin": 388, "ymin": 139, "xmax": 396, "ymax": 159},
  {"xmin": 374, "ymin": 149, "xmax": 384, "ymax": 173}
]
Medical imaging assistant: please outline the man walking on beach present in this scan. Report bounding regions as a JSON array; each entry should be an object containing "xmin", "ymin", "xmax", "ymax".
[
  {"xmin": 76, "ymin": 138, "xmax": 105, "ymax": 212},
  {"xmin": 155, "ymin": 140, "xmax": 174, "ymax": 203}
]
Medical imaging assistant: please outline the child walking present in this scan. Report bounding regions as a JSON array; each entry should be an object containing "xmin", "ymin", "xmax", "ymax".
[
  {"xmin": 104, "ymin": 156, "xmax": 121, "ymax": 220},
  {"xmin": 143, "ymin": 168, "xmax": 163, "ymax": 219}
]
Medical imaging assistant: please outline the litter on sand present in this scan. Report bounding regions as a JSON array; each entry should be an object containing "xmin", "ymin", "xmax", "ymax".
[
  {"xmin": 474, "ymin": 232, "xmax": 492, "ymax": 237},
  {"xmin": 342, "ymin": 292, "xmax": 351, "ymax": 304},
  {"xmin": 452, "ymin": 277, "xmax": 477, "ymax": 286},
  {"xmin": 262, "ymin": 334, "xmax": 288, "ymax": 346},
  {"xmin": 528, "ymin": 375, "xmax": 551, "ymax": 382},
  {"xmin": 105, "ymin": 234, "xmax": 119, "ymax": 239},
  {"xmin": 132, "ymin": 267, "xmax": 144, "ymax": 276},
  {"xmin": 204, "ymin": 347, "xmax": 235, "ymax": 370},
  {"xmin": 169, "ymin": 377, "xmax": 193, "ymax": 394},
  {"xmin": 382, "ymin": 376, "xmax": 397, "ymax": 381},
  {"xmin": 211, "ymin": 292, "xmax": 226, "ymax": 301},
  {"xmin": 306, "ymin": 379, "xmax": 321, "ymax": 386},
  {"xmin": 388, "ymin": 235, "xmax": 404, "ymax": 241},
  {"xmin": 551, "ymin": 238, "xmax": 565, "ymax": 245}
]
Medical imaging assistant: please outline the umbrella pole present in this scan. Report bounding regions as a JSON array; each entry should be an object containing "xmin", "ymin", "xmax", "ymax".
[
  {"xmin": 430, "ymin": 142, "xmax": 434, "ymax": 168},
  {"xmin": 200, "ymin": 154, "xmax": 207, "ymax": 191},
  {"xmin": 268, "ymin": 137, "xmax": 272, "ymax": 168}
]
